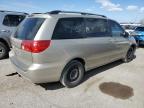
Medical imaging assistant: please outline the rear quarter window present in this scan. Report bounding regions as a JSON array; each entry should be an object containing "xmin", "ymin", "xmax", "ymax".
[
  {"xmin": 14, "ymin": 18, "xmax": 45, "ymax": 40},
  {"xmin": 52, "ymin": 18, "xmax": 85, "ymax": 39}
]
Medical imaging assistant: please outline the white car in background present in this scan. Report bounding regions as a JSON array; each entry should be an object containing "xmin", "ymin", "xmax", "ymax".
[{"xmin": 120, "ymin": 23, "xmax": 141, "ymax": 35}]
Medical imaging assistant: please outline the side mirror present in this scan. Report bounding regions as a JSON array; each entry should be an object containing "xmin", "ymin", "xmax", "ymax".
[{"xmin": 123, "ymin": 31, "xmax": 129, "ymax": 38}]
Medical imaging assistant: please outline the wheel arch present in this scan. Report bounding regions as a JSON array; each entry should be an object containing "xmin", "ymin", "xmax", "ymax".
[
  {"xmin": 60, "ymin": 57, "xmax": 85, "ymax": 87},
  {"xmin": 70, "ymin": 58, "xmax": 85, "ymax": 66},
  {"xmin": 131, "ymin": 44, "xmax": 137, "ymax": 52},
  {"xmin": 0, "ymin": 38, "xmax": 10, "ymax": 51},
  {"xmin": 60, "ymin": 57, "xmax": 86, "ymax": 78}
]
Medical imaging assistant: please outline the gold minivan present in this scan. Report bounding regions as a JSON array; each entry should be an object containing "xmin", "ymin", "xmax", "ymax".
[{"xmin": 9, "ymin": 10, "xmax": 136, "ymax": 88}]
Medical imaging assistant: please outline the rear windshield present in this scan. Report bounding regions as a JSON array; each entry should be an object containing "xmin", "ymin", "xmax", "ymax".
[
  {"xmin": 135, "ymin": 27, "xmax": 144, "ymax": 31},
  {"xmin": 14, "ymin": 18, "xmax": 45, "ymax": 40}
]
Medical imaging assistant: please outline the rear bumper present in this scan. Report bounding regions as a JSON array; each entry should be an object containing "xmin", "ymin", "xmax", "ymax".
[{"xmin": 9, "ymin": 51, "xmax": 63, "ymax": 83}]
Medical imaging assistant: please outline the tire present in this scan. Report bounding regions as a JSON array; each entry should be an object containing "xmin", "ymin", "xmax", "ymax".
[
  {"xmin": 0, "ymin": 42, "xmax": 9, "ymax": 60},
  {"xmin": 60, "ymin": 60, "xmax": 85, "ymax": 88},
  {"xmin": 136, "ymin": 40, "xmax": 140, "ymax": 47},
  {"xmin": 123, "ymin": 47, "xmax": 135, "ymax": 63}
]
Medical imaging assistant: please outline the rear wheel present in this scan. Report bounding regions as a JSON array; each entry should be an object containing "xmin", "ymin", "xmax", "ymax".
[
  {"xmin": 123, "ymin": 47, "xmax": 135, "ymax": 63},
  {"xmin": 60, "ymin": 60, "xmax": 85, "ymax": 88},
  {"xmin": 0, "ymin": 42, "xmax": 9, "ymax": 60}
]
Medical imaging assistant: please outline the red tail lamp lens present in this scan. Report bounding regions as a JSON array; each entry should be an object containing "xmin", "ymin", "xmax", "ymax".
[{"xmin": 21, "ymin": 40, "xmax": 51, "ymax": 53}]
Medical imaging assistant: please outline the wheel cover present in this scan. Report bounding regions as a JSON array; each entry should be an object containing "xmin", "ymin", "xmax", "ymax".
[
  {"xmin": 67, "ymin": 65, "xmax": 80, "ymax": 82},
  {"xmin": 127, "ymin": 48, "xmax": 134, "ymax": 61}
]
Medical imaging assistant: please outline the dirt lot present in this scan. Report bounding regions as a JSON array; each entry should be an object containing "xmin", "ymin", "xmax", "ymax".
[{"xmin": 0, "ymin": 48, "xmax": 144, "ymax": 108}]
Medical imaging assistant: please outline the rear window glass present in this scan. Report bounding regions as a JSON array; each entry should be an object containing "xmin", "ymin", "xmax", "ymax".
[
  {"xmin": 135, "ymin": 27, "xmax": 144, "ymax": 31},
  {"xmin": 15, "ymin": 18, "xmax": 45, "ymax": 40},
  {"xmin": 52, "ymin": 18, "xmax": 85, "ymax": 39},
  {"xmin": 3, "ymin": 15, "xmax": 25, "ymax": 27}
]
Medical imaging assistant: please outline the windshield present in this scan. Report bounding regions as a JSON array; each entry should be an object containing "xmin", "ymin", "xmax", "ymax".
[
  {"xmin": 135, "ymin": 27, "xmax": 144, "ymax": 32},
  {"xmin": 14, "ymin": 18, "xmax": 45, "ymax": 40}
]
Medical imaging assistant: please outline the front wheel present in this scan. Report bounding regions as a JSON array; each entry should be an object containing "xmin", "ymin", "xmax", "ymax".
[
  {"xmin": 136, "ymin": 40, "xmax": 140, "ymax": 47},
  {"xmin": 60, "ymin": 60, "xmax": 85, "ymax": 88},
  {"xmin": 123, "ymin": 47, "xmax": 135, "ymax": 63}
]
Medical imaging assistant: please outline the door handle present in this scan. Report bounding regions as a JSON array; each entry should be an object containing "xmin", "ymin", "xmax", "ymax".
[
  {"xmin": 0, "ymin": 30, "xmax": 10, "ymax": 33},
  {"xmin": 109, "ymin": 39, "xmax": 115, "ymax": 43},
  {"xmin": 116, "ymin": 41, "xmax": 128, "ymax": 44}
]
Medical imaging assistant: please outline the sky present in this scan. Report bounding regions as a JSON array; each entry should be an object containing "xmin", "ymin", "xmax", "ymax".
[{"xmin": 0, "ymin": 0, "xmax": 144, "ymax": 23}]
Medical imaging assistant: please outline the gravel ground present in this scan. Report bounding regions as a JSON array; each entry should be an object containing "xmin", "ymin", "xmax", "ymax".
[{"xmin": 0, "ymin": 48, "xmax": 144, "ymax": 108}]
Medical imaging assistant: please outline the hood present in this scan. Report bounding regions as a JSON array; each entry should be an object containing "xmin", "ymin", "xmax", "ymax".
[
  {"xmin": 134, "ymin": 31, "xmax": 144, "ymax": 40},
  {"xmin": 135, "ymin": 31, "xmax": 144, "ymax": 36}
]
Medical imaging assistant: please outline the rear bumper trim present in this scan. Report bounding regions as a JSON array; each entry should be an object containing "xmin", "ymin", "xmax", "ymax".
[{"xmin": 9, "ymin": 51, "xmax": 63, "ymax": 83}]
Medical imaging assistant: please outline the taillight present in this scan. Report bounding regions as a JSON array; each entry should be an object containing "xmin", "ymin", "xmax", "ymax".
[{"xmin": 21, "ymin": 40, "xmax": 51, "ymax": 53}]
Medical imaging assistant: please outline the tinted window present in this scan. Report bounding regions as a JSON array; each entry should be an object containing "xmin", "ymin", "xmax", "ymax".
[
  {"xmin": 135, "ymin": 27, "xmax": 144, "ymax": 31},
  {"xmin": 52, "ymin": 18, "xmax": 85, "ymax": 39},
  {"xmin": 110, "ymin": 20, "xmax": 124, "ymax": 37},
  {"xmin": 3, "ymin": 15, "xmax": 25, "ymax": 27},
  {"xmin": 85, "ymin": 18, "xmax": 110, "ymax": 37},
  {"xmin": 15, "ymin": 18, "xmax": 45, "ymax": 40}
]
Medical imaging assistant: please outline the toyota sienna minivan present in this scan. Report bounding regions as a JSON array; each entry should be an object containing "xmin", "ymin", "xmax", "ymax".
[{"xmin": 9, "ymin": 10, "xmax": 136, "ymax": 88}]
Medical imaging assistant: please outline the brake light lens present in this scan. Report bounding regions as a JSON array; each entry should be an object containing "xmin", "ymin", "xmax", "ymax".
[{"xmin": 21, "ymin": 40, "xmax": 51, "ymax": 53}]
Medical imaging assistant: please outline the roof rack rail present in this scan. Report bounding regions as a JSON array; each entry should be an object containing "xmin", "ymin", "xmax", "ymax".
[
  {"xmin": 0, "ymin": 10, "xmax": 28, "ymax": 15},
  {"xmin": 32, "ymin": 13, "xmax": 43, "ymax": 15},
  {"xmin": 47, "ymin": 10, "xmax": 106, "ymax": 17}
]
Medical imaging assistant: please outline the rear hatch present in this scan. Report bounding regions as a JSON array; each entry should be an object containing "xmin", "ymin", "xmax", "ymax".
[{"xmin": 11, "ymin": 17, "xmax": 46, "ymax": 71}]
